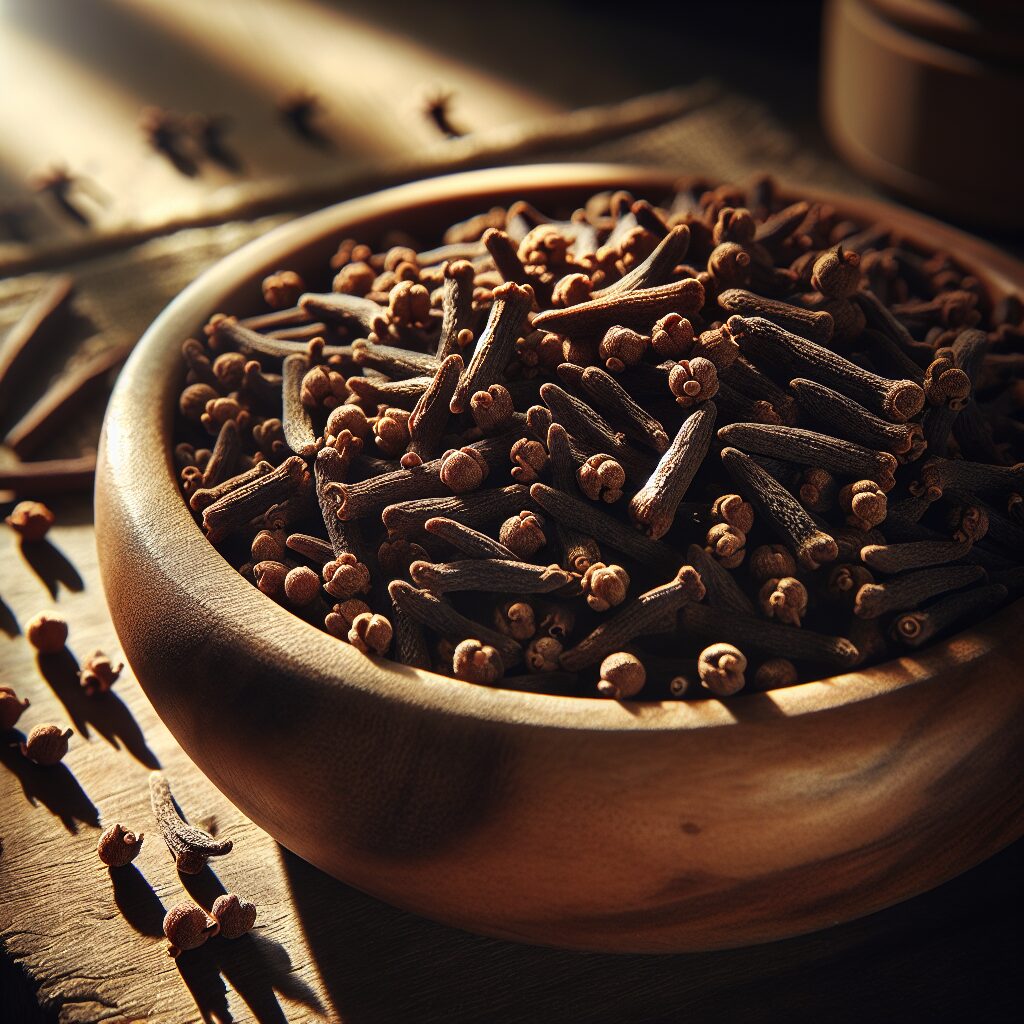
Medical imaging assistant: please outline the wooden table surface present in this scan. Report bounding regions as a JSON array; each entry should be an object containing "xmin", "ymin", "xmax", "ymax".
[
  {"xmin": 1, "ymin": 500, "xmax": 1020, "ymax": 1023},
  {"xmin": 1, "ymin": 2, "xmax": 1021, "ymax": 1021}
]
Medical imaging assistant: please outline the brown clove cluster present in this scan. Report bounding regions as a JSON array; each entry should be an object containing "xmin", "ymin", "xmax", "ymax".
[{"xmin": 170, "ymin": 179, "xmax": 1023, "ymax": 699}]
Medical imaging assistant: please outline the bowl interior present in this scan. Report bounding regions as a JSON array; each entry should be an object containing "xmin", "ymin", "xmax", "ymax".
[{"xmin": 106, "ymin": 163, "xmax": 1024, "ymax": 730}]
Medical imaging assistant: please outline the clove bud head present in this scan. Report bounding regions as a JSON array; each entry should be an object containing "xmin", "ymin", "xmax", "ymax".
[
  {"xmin": 499, "ymin": 511, "xmax": 546, "ymax": 559},
  {"xmin": 25, "ymin": 612, "xmax": 69, "ymax": 654},
  {"xmin": 79, "ymin": 650, "xmax": 124, "ymax": 697},
  {"xmin": 348, "ymin": 612, "xmax": 393, "ymax": 656},
  {"xmin": 698, "ymin": 643, "xmax": 747, "ymax": 697},
  {"xmin": 0, "ymin": 686, "xmax": 31, "ymax": 731},
  {"xmin": 5, "ymin": 500, "xmax": 55, "ymax": 542},
  {"xmin": 440, "ymin": 447, "xmax": 489, "ymax": 494},
  {"xmin": 452, "ymin": 639, "xmax": 504, "ymax": 685},
  {"xmin": 97, "ymin": 823, "xmax": 144, "ymax": 867},
  {"xmin": 164, "ymin": 904, "xmax": 218, "ymax": 958},
  {"xmin": 597, "ymin": 652, "xmax": 646, "ymax": 699},
  {"xmin": 494, "ymin": 601, "xmax": 536, "ymax": 642},
  {"xmin": 20, "ymin": 723, "xmax": 73, "ymax": 766},
  {"xmin": 211, "ymin": 893, "xmax": 257, "ymax": 939},
  {"xmin": 581, "ymin": 563, "xmax": 630, "ymax": 613},
  {"xmin": 526, "ymin": 636, "xmax": 563, "ymax": 673}
]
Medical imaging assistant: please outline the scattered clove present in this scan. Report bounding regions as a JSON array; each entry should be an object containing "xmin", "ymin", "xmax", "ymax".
[
  {"xmin": 97, "ymin": 823, "xmax": 144, "ymax": 867},
  {"xmin": 149, "ymin": 771, "xmax": 233, "ymax": 874}
]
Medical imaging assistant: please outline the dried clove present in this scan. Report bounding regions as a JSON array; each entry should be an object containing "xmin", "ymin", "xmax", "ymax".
[
  {"xmin": 149, "ymin": 771, "xmax": 233, "ymax": 874},
  {"xmin": 721, "ymin": 447, "xmax": 838, "ymax": 570},
  {"xmin": 629, "ymin": 403, "xmax": 716, "ymax": 538},
  {"xmin": 97, "ymin": 823, "xmax": 144, "ymax": 868}
]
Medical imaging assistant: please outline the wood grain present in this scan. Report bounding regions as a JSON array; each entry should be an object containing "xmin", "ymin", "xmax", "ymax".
[
  {"xmin": 94, "ymin": 166, "xmax": 1024, "ymax": 954},
  {"xmin": 0, "ymin": 500, "xmax": 1020, "ymax": 1022},
  {"xmin": 0, "ymin": 500, "xmax": 332, "ymax": 1022}
]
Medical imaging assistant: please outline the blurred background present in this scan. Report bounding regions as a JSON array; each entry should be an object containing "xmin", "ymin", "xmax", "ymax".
[
  {"xmin": 0, "ymin": 0, "xmax": 831, "ymax": 266},
  {"xmin": 2, "ymin": 0, "xmax": 1021, "ymax": 272}
]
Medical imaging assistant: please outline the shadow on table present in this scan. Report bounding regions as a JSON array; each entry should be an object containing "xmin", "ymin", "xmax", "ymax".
[
  {"xmin": 173, "ymin": 864, "xmax": 325, "ymax": 1024},
  {"xmin": 0, "ymin": 733, "xmax": 99, "ymax": 833},
  {"xmin": 280, "ymin": 841, "xmax": 1021, "ymax": 1024},
  {"xmin": 36, "ymin": 649, "xmax": 160, "ymax": 768},
  {"xmin": 19, "ymin": 538, "xmax": 84, "ymax": 597},
  {"xmin": 0, "ymin": 593, "xmax": 19, "ymax": 636},
  {"xmin": 109, "ymin": 863, "xmax": 167, "ymax": 937}
]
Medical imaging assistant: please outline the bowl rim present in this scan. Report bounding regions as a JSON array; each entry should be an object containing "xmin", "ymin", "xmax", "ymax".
[{"xmin": 101, "ymin": 161, "xmax": 1024, "ymax": 736}]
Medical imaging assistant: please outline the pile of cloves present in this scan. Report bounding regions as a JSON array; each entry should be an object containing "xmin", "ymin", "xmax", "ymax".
[{"xmin": 172, "ymin": 178, "xmax": 1023, "ymax": 699}]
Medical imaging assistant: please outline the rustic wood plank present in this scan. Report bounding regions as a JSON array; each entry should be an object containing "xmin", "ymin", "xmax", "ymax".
[
  {"xmin": 0, "ymin": 498, "xmax": 332, "ymax": 1023},
  {"xmin": 1, "ymin": 498, "xmax": 1021, "ymax": 1023}
]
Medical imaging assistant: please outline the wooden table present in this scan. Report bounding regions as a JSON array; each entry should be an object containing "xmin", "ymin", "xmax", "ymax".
[
  {"xmin": 1, "ymin": 3, "xmax": 1020, "ymax": 1020},
  {"xmin": 0, "ymin": 482, "xmax": 1020, "ymax": 1024}
]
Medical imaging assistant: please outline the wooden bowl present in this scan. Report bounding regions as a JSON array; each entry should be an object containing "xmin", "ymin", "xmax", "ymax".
[{"xmin": 96, "ymin": 164, "xmax": 1024, "ymax": 953}]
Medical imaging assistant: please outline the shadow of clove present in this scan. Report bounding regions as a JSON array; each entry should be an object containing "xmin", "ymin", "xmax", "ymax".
[
  {"xmin": 0, "ymin": 593, "xmax": 19, "ymax": 636},
  {"xmin": 0, "ymin": 733, "xmax": 99, "ymax": 833},
  {"xmin": 178, "ymin": 863, "xmax": 229, "ymax": 910},
  {"xmin": 35, "ymin": 649, "xmax": 160, "ymax": 768},
  {"xmin": 174, "ymin": 924, "xmax": 323, "ymax": 1024},
  {"xmin": 109, "ymin": 863, "xmax": 167, "ymax": 937},
  {"xmin": 20, "ymin": 538, "xmax": 85, "ymax": 597}
]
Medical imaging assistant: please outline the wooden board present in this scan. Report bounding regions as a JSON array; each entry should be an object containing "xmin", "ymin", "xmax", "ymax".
[{"xmin": 0, "ymin": 503, "xmax": 1019, "ymax": 1023}]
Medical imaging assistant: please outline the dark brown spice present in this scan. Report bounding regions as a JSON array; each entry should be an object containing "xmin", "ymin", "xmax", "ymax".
[
  {"xmin": 597, "ymin": 652, "xmax": 646, "ymax": 699},
  {"xmin": 97, "ymin": 823, "xmax": 144, "ymax": 868},
  {"xmin": 352, "ymin": 341, "xmax": 440, "ymax": 380},
  {"xmin": 0, "ymin": 688, "xmax": 30, "ymax": 731},
  {"xmin": 404, "ymin": 354, "xmax": 464, "ymax": 467},
  {"xmin": 19, "ymin": 723, "xmax": 73, "ymax": 765},
  {"xmin": 533, "ymin": 278, "xmax": 704, "ymax": 336},
  {"xmin": 5, "ymin": 500, "xmax": 55, "ymax": 542},
  {"xmin": 531, "ymin": 482, "xmax": 679, "ymax": 568},
  {"xmin": 544, "ymin": 423, "xmax": 602, "ymax": 571},
  {"xmin": 721, "ymin": 447, "xmax": 838, "ymax": 570},
  {"xmin": 170, "ymin": 182, "xmax": 1022, "ymax": 699},
  {"xmin": 629, "ymin": 403, "xmax": 716, "ymax": 539},
  {"xmin": 790, "ymin": 378, "xmax": 921, "ymax": 457},
  {"xmin": 388, "ymin": 581, "xmax": 523, "ymax": 666},
  {"xmin": 424, "ymin": 516, "xmax": 518, "ymax": 560},
  {"xmin": 383, "ymin": 485, "xmax": 535, "ymax": 539},
  {"xmin": 680, "ymin": 603, "xmax": 858, "ymax": 667},
  {"xmin": 201, "ymin": 419, "xmax": 242, "ymax": 488},
  {"xmin": 697, "ymin": 643, "xmax": 747, "ymax": 697},
  {"xmin": 717, "ymin": 288, "xmax": 834, "ymax": 344},
  {"xmin": 577, "ymin": 365, "xmax": 670, "ymax": 452},
  {"xmin": 686, "ymin": 543, "xmax": 756, "ymax": 615},
  {"xmin": 149, "ymin": 771, "xmax": 232, "ymax": 874},
  {"xmin": 207, "ymin": 315, "xmax": 351, "ymax": 361},
  {"xmin": 450, "ymin": 281, "xmax": 534, "ymax": 413},
  {"xmin": 854, "ymin": 564, "xmax": 987, "ymax": 618},
  {"xmin": 410, "ymin": 558, "xmax": 575, "ymax": 595},
  {"xmin": 728, "ymin": 315, "xmax": 924, "ymax": 422},
  {"xmin": 0, "ymin": 458, "xmax": 96, "ymax": 501},
  {"xmin": 560, "ymin": 566, "xmax": 704, "ymax": 671},
  {"xmin": 202, "ymin": 456, "xmax": 308, "ymax": 537},
  {"xmin": 891, "ymin": 584, "xmax": 1008, "ymax": 647},
  {"xmin": 717, "ymin": 423, "xmax": 898, "ymax": 491},
  {"xmin": 861, "ymin": 539, "xmax": 972, "ymax": 574},
  {"xmin": 482, "ymin": 229, "xmax": 532, "ymax": 286}
]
